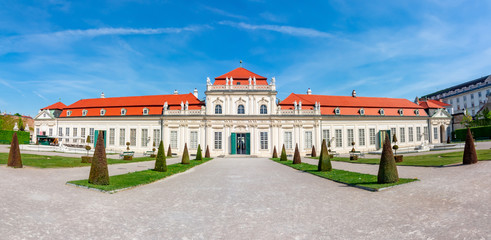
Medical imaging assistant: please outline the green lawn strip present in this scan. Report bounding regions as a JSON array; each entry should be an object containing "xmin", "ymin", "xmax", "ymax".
[
  {"xmin": 0, "ymin": 153, "xmax": 155, "ymax": 168},
  {"xmin": 271, "ymin": 158, "xmax": 417, "ymax": 191},
  {"xmin": 67, "ymin": 158, "xmax": 212, "ymax": 192},
  {"xmin": 309, "ymin": 149, "xmax": 491, "ymax": 167}
]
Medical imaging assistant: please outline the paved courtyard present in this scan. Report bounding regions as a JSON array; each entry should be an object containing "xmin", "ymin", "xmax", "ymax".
[{"xmin": 1, "ymin": 154, "xmax": 490, "ymax": 239}]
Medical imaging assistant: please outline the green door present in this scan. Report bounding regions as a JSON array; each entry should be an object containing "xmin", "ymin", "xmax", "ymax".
[
  {"xmin": 231, "ymin": 133, "xmax": 236, "ymax": 155},
  {"xmin": 245, "ymin": 133, "xmax": 250, "ymax": 155},
  {"xmin": 94, "ymin": 130, "xmax": 107, "ymax": 148},
  {"xmin": 378, "ymin": 130, "xmax": 391, "ymax": 149}
]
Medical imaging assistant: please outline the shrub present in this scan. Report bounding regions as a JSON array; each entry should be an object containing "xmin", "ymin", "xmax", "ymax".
[
  {"xmin": 377, "ymin": 134, "xmax": 399, "ymax": 183},
  {"xmin": 317, "ymin": 139, "xmax": 332, "ymax": 172},
  {"xmin": 392, "ymin": 145, "xmax": 399, "ymax": 155},
  {"xmin": 293, "ymin": 143, "xmax": 301, "ymax": 164},
  {"xmin": 154, "ymin": 140, "xmax": 167, "ymax": 172},
  {"xmin": 86, "ymin": 135, "xmax": 91, "ymax": 144},
  {"xmin": 463, "ymin": 128, "xmax": 478, "ymax": 165},
  {"xmin": 167, "ymin": 144, "xmax": 172, "ymax": 157},
  {"xmin": 205, "ymin": 145, "xmax": 210, "ymax": 158},
  {"xmin": 85, "ymin": 145, "xmax": 91, "ymax": 156},
  {"xmin": 7, "ymin": 132, "xmax": 22, "ymax": 168},
  {"xmin": 0, "ymin": 130, "xmax": 30, "ymax": 144},
  {"xmin": 81, "ymin": 156, "xmax": 92, "ymax": 163},
  {"xmin": 126, "ymin": 142, "xmax": 130, "ymax": 151},
  {"xmin": 311, "ymin": 145, "xmax": 316, "ymax": 157},
  {"xmin": 123, "ymin": 155, "xmax": 133, "ymax": 161},
  {"xmin": 454, "ymin": 126, "xmax": 491, "ymax": 141},
  {"xmin": 181, "ymin": 143, "xmax": 190, "ymax": 164},
  {"xmin": 272, "ymin": 146, "xmax": 278, "ymax": 158},
  {"xmin": 88, "ymin": 133, "xmax": 110, "ymax": 185},
  {"xmin": 280, "ymin": 144, "xmax": 287, "ymax": 161},
  {"xmin": 196, "ymin": 144, "xmax": 202, "ymax": 160}
]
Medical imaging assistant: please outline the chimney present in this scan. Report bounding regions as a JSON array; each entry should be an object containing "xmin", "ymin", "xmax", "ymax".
[
  {"xmin": 352, "ymin": 90, "xmax": 357, "ymax": 98},
  {"xmin": 193, "ymin": 88, "xmax": 198, "ymax": 98},
  {"xmin": 307, "ymin": 88, "xmax": 312, "ymax": 95},
  {"xmin": 100, "ymin": 92, "xmax": 105, "ymax": 98},
  {"xmin": 414, "ymin": 96, "xmax": 419, "ymax": 105},
  {"xmin": 174, "ymin": 89, "xmax": 178, "ymax": 95}
]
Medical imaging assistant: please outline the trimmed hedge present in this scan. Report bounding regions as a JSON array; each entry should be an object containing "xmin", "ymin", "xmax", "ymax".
[
  {"xmin": 454, "ymin": 126, "xmax": 491, "ymax": 141},
  {"xmin": 0, "ymin": 130, "xmax": 30, "ymax": 144}
]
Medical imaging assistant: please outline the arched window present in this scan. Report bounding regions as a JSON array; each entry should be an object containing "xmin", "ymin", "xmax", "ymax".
[
  {"xmin": 414, "ymin": 109, "xmax": 419, "ymax": 116},
  {"xmin": 334, "ymin": 107, "xmax": 340, "ymax": 115},
  {"xmin": 237, "ymin": 105, "xmax": 245, "ymax": 114},
  {"xmin": 398, "ymin": 109, "xmax": 404, "ymax": 116},
  {"xmin": 66, "ymin": 110, "xmax": 72, "ymax": 117},
  {"xmin": 359, "ymin": 108, "xmax": 365, "ymax": 115},
  {"xmin": 379, "ymin": 108, "xmax": 385, "ymax": 115},
  {"xmin": 82, "ymin": 109, "xmax": 88, "ymax": 116},
  {"xmin": 215, "ymin": 104, "xmax": 222, "ymax": 114},
  {"xmin": 260, "ymin": 104, "xmax": 267, "ymax": 114},
  {"xmin": 121, "ymin": 108, "xmax": 127, "ymax": 116},
  {"xmin": 143, "ymin": 108, "xmax": 149, "ymax": 115},
  {"xmin": 100, "ymin": 109, "xmax": 106, "ymax": 116}
]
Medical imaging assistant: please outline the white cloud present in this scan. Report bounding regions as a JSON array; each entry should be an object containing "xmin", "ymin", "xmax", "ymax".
[
  {"xmin": 203, "ymin": 6, "xmax": 247, "ymax": 20},
  {"xmin": 219, "ymin": 21, "xmax": 333, "ymax": 38},
  {"xmin": 40, "ymin": 25, "xmax": 208, "ymax": 38}
]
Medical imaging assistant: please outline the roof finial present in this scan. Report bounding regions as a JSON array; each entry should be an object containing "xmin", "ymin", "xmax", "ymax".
[{"xmin": 240, "ymin": 60, "xmax": 243, "ymax": 67}]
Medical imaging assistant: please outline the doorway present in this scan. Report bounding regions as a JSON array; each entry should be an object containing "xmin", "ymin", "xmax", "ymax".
[
  {"xmin": 236, "ymin": 133, "xmax": 246, "ymax": 154},
  {"xmin": 230, "ymin": 132, "xmax": 250, "ymax": 155}
]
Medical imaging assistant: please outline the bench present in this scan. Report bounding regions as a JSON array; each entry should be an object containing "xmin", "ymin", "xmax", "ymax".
[
  {"xmin": 143, "ymin": 151, "xmax": 155, "ymax": 156},
  {"xmin": 119, "ymin": 151, "xmax": 135, "ymax": 158}
]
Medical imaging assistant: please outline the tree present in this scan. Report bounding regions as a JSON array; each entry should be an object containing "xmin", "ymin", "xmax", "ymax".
[
  {"xmin": 154, "ymin": 140, "xmax": 167, "ymax": 172},
  {"xmin": 205, "ymin": 145, "xmax": 210, "ymax": 158},
  {"xmin": 272, "ymin": 146, "xmax": 278, "ymax": 158},
  {"xmin": 462, "ymin": 110, "xmax": 473, "ymax": 127},
  {"xmin": 280, "ymin": 144, "xmax": 287, "ymax": 161},
  {"xmin": 377, "ymin": 134, "xmax": 399, "ymax": 183},
  {"xmin": 392, "ymin": 133, "xmax": 399, "ymax": 155},
  {"xmin": 463, "ymin": 127, "xmax": 478, "ymax": 165},
  {"xmin": 293, "ymin": 143, "xmax": 301, "ymax": 164},
  {"xmin": 311, "ymin": 145, "xmax": 316, "ymax": 157},
  {"xmin": 181, "ymin": 143, "xmax": 190, "ymax": 164},
  {"xmin": 7, "ymin": 132, "xmax": 22, "ymax": 168},
  {"xmin": 86, "ymin": 135, "xmax": 91, "ymax": 144},
  {"xmin": 317, "ymin": 139, "xmax": 332, "ymax": 172},
  {"xmin": 88, "ymin": 132, "xmax": 110, "ymax": 185},
  {"xmin": 17, "ymin": 118, "xmax": 24, "ymax": 131},
  {"xmin": 196, "ymin": 144, "xmax": 202, "ymax": 160},
  {"xmin": 167, "ymin": 144, "xmax": 172, "ymax": 157}
]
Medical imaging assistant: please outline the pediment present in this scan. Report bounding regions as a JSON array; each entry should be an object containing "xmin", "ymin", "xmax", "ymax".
[{"xmin": 34, "ymin": 110, "xmax": 54, "ymax": 120}]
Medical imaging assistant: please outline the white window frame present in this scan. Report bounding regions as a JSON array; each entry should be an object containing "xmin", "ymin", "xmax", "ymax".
[
  {"xmin": 109, "ymin": 128, "xmax": 115, "ymax": 145},
  {"xmin": 141, "ymin": 129, "xmax": 148, "ymax": 147},
  {"xmin": 284, "ymin": 132, "xmax": 293, "ymax": 149},
  {"xmin": 416, "ymin": 127, "xmax": 422, "ymax": 141},
  {"xmin": 369, "ymin": 128, "xmax": 376, "ymax": 145},
  {"xmin": 121, "ymin": 108, "xmax": 127, "ymax": 116},
  {"xmin": 100, "ymin": 109, "xmax": 106, "ymax": 116},
  {"xmin": 347, "ymin": 129, "xmax": 354, "ymax": 146},
  {"xmin": 335, "ymin": 129, "xmax": 342, "ymax": 148},
  {"xmin": 237, "ymin": 104, "xmax": 245, "ymax": 114},
  {"xmin": 190, "ymin": 131, "xmax": 198, "ymax": 149},
  {"xmin": 408, "ymin": 127, "xmax": 414, "ymax": 142},
  {"xmin": 170, "ymin": 130, "xmax": 178, "ymax": 149},
  {"xmin": 214, "ymin": 132, "xmax": 222, "ymax": 149},
  {"xmin": 130, "ymin": 128, "xmax": 136, "ymax": 146},
  {"xmin": 359, "ymin": 129, "xmax": 365, "ymax": 146},
  {"xmin": 260, "ymin": 132, "xmax": 268, "ymax": 150},
  {"xmin": 215, "ymin": 104, "xmax": 222, "ymax": 114},
  {"xmin": 119, "ymin": 129, "xmax": 126, "ymax": 146},
  {"xmin": 260, "ymin": 105, "xmax": 267, "ymax": 114},
  {"xmin": 322, "ymin": 129, "xmax": 330, "ymax": 142},
  {"xmin": 304, "ymin": 131, "xmax": 312, "ymax": 149},
  {"xmin": 143, "ymin": 108, "xmax": 149, "ymax": 115},
  {"xmin": 153, "ymin": 129, "xmax": 160, "ymax": 147},
  {"xmin": 400, "ymin": 127, "xmax": 406, "ymax": 143}
]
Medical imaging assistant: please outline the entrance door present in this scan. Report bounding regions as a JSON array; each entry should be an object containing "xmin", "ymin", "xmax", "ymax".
[
  {"xmin": 378, "ymin": 130, "xmax": 391, "ymax": 149},
  {"xmin": 440, "ymin": 125, "xmax": 445, "ymax": 143},
  {"xmin": 237, "ymin": 133, "xmax": 246, "ymax": 154},
  {"xmin": 230, "ymin": 132, "xmax": 250, "ymax": 155}
]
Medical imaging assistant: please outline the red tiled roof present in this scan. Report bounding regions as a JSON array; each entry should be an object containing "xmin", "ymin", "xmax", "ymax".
[
  {"xmin": 60, "ymin": 93, "xmax": 203, "ymax": 117},
  {"xmin": 420, "ymin": 99, "xmax": 451, "ymax": 109},
  {"xmin": 279, "ymin": 94, "xmax": 427, "ymax": 116},
  {"xmin": 41, "ymin": 102, "xmax": 67, "ymax": 110},
  {"xmin": 214, "ymin": 67, "xmax": 268, "ymax": 85}
]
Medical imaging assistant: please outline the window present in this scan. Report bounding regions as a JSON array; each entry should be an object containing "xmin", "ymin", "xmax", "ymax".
[
  {"xmin": 143, "ymin": 108, "xmax": 149, "ymax": 115},
  {"xmin": 81, "ymin": 128, "xmax": 85, "ymax": 143},
  {"xmin": 153, "ymin": 129, "xmax": 160, "ymax": 147},
  {"xmin": 59, "ymin": 127, "xmax": 63, "ymax": 136},
  {"xmin": 478, "ymin": 92, "xmax": 482, "ymax": 97},
  {"xmin": 49, "ymin": 128, "xmax": 53, "ymax": 136},
  {"xmin": 457, "ymin": 98, "xmax": 460, "ymax": 103},
  {"xmin": 359, "ymin": 129, "xmax": 365, "ymax": 146},
  {"xmin": 334, "ymin": 107, "xmax": 340, "ymax": 115},
  {"xmin": 379, "ymin": 108, "xmax": 385, "ymax": 115},
  {"xmin": 359, "ymin": 108, "xmax": 365, "ymax": 115},
  {"xmin": 400, "ymin": 128, "xmax": 406, "ymax": 143},
  {"xmin": 347, "ymin": 129, "xmax": 354, "ymax": 146},
  {"xmin": 119, "ymin": 129, "xmax": 126, "ymax": 146},
  {"xmin": 237, "ymin": 82, "xmax": 241, "ymax": 85},
  {"xmin": 67, "ymin": 110, "xmax": 71, "ymax": 117},
  {"xmin": 89, "ymin": 128, "xmax": 95, "ymax": 143},
  {"xmin": 82, "ymin": 109, "xmax": 88, "ymax": 116},
  {"xmin": 121, "ymin": 108, "xmax": 127, "ymax": 116},
  {"xmin": 190, "ymin": 131, "xmax": 198, "ymax": 149},
  {"xmin": 416, "ymin": 127, "xmax": 422, "ymax": 141},
  {"xmin": 424, "ymin": 127, "xmax": 429, "ymax": 141},
  {"xmin": 260, "ymin": 105, "xmax": 267, "ymax": 114},
  {"xmin": 130, "ymin": 128, "xmax": 136, "ymax": 146},
  {"xmin": 66, "ymin": 127, "xmax": 70, "ymax": 137},
  {"xmin": 335, "ymin": 129, "xmax": 342, "ymax": 147},
  {"xmin": 170, "ymin": 130, "xmax": 178, "ymax": 148},
  {"xmin": 398, "ymin": 109, "xmax": 404, "ymax": 116},
  {"xmin": 36, "ymin": 128, "xmax": 40, "ymax": 135},
  {"xmin": 141, "ymin": 129, "xmax": 148, "ymax": 147},
  {"xmin": 237, "ymin": 104, "xmax": 245, "ymax": 114},
  {"xmin": 414, "ymin": 109, "xmax": 419, "ymax": 116},
  {"xmin": 305, "ymin": 131, "xmax": 312, "ymax": 149},
  {"xmin": 471, "ymin": 94, "xmax": 474, "ymax": 99},
  {"xmin": 322, "ymin": 129, "xmax": 330, "ymax": 142},
  {"xmin": 284, "ymin": 132, "xmax": 293, "ymax": 149},
  {"xmin": 109, "ymin": 128, "xmax": 115, "ymax": 145},
  {"xmin": 463, "ymin": 96, "xmax": 467, "ymax": 101},
  {"xmin": 369, "ymin": 128, "xmax": 376, "ymax": 145},
  {"xmin": 215, "ymin": 105, "xmax": 222, "ymax": 114},
  {"xmin": 260, "ymin": 132, "xmax": 268, "ymax": 150},
  {"xmin": 434, "ymin": 127, "xmax": 438, "ymax": 140},
  {"xmin": 214, "ymin": 132, "xmax": 222, "ymax": 149},
  {"xmin": 100, "ymin": 109, "xmax": 106, "ymax": 116},
  {"xmin": 391, "ymin": 128, "xmax": 396, "ymax": 141},
  {"xmin": 408, "ymin": 127, "xmax": 414, "ymax": 142},
  {"xmin": 73, "ymin": 128, "xmax": 78, "ymax": 143}
]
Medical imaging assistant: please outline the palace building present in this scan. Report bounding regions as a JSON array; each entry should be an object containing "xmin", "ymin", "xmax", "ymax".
[{"xmin": 34, "ymin": 67, "xmax": 451, "ymax": 157}]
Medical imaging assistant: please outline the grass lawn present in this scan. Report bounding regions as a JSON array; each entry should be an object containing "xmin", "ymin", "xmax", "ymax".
[
  {"xmin": 271, "ymin": 158, "xmax": 417, "ymax": 191},
  {"xmin": 0, "ymin": 153, "xmax": 156, "ymax": 168},
  {"xmin": 67, "ymin": 158, "xmax": 212, "ymax": 192},
  {"xmin": 309, "ymin": 149, "xmax": 491, "ymax": 167}
]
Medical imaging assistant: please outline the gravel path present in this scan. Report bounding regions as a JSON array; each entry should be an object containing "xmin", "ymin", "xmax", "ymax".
[{"xmin": 1, "ymin": 155, "xmax": 490, "ymax": 239}]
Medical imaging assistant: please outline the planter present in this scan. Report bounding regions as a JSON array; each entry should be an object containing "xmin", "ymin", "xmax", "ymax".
[
  {"xmin": 329, "ymin": 154, "xmax": 334, "ymax": 159},
  {"xmin": 150, "ymin": 154, "xmax": 156, "ymax": 158},
  {"xmin": 394, "ymin": 155, "xmax": 404, "ymax": 163},
  {"xmin": 350, "ymin": 155, "xmax": 358, "ymax": 161},
  {"xmin": 81, "ymin": 156, "xmax": 92, "ymax": 163},
  {"xmin": 123, "ymin": 155, "xmax": 133, "ymax": 161}
]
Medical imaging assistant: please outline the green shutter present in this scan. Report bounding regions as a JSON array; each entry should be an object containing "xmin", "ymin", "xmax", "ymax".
[
  {"xmin": 231, "ymin": 133, "xmax": 236, "ymax": 155},
  {"xmin": 246, "ymin": 133, "xmax": 250, "ymax": 155},
  {"xmin": 94, "ymin": 130, "xmax": 99, "ymax": 148}
]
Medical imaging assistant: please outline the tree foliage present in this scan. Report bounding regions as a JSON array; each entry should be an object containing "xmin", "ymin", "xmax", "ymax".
[
  {"xmin": 293, "ymin": 143, "xmax": 301, "ymax": 164},
  {"xmin": 463, "ymin": 127, "xmax": 478, "ymax": 165},
  {"xmin": 88, "ymin": 133, "xmax": 110, "ymax": 185},
  {"xmin": 317, "ymin": 139, "xmax": 332, "ymax": 171},
  {"xmin": 154, "ymin": 140, "xmax": 167, "ymax": 172},
  {"xmin": 181, "ymin": 143, "xmax": 190, "ymax": 164},
  {"xmin": 196, "ymin": 144, "xmax": 202, "ymax": 160},
  {"xmin": 280, "ymin": 144, "xmax": 287, "ymax": 161},
  {"xmin": 272, "ymin": 146, "xmax": 278, "ymax": 158},
  {"xmin": 377, "ymin": 134, "xmax": 399, "ymax": 183},
  {"xmin": 7, "ymin": 132, "xmax": 22, "ymax": 168}
]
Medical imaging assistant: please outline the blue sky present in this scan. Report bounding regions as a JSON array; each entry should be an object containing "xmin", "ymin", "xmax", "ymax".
[{"xmin": 1, "ymin": 0, "xmax": 491, "ymax": 116}]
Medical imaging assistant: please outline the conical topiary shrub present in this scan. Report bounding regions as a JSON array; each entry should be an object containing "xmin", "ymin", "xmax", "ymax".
[
  {"xmin": 463, "ymin": 127, "xmax": 478, "ymax": 165},
  {"xmin": 293, "ymin": 143, "xmax": 301, "ymax": 164},
  {"xmin": 196, "ymin": 144, "xmax": 202, "ymax": 160},
  {"xmin": 272, "ymin": 146, "xmax": 278, "ymax": 158},
  {"xmin": 167, "ymin": 144, "xmax": 172, "ymax": 157},
  {"xmin": 88, "ymin": 133, "xmax": 110, "ymax": 185},
  {"xmin": 377, "ymin": 134, "xmax": 399, "ymax": 184},
  {"xmin": 7, "ymin": 132, "xmax": 22, "ymax": 168},
  {"xmin": 317, "ymin": 139, "xmax": 332, "ymax": 171},
  {"xmin": 181, "ymin": 143, "xmax": 190, "ymax": 164},
  {"xmin": 154, "ymin": 140, "xmax": 167, "ymax": 172},
  {"xmin": 205, "ymin": 145, "xmax": 210, "ymax": 158},
  {"xmin": 280, "ymin": 144, "xmax": 287, "ymax": 161},
  {"xmin": 311, "ymin": 145, "xmax": 316, "ymax": 157}
]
